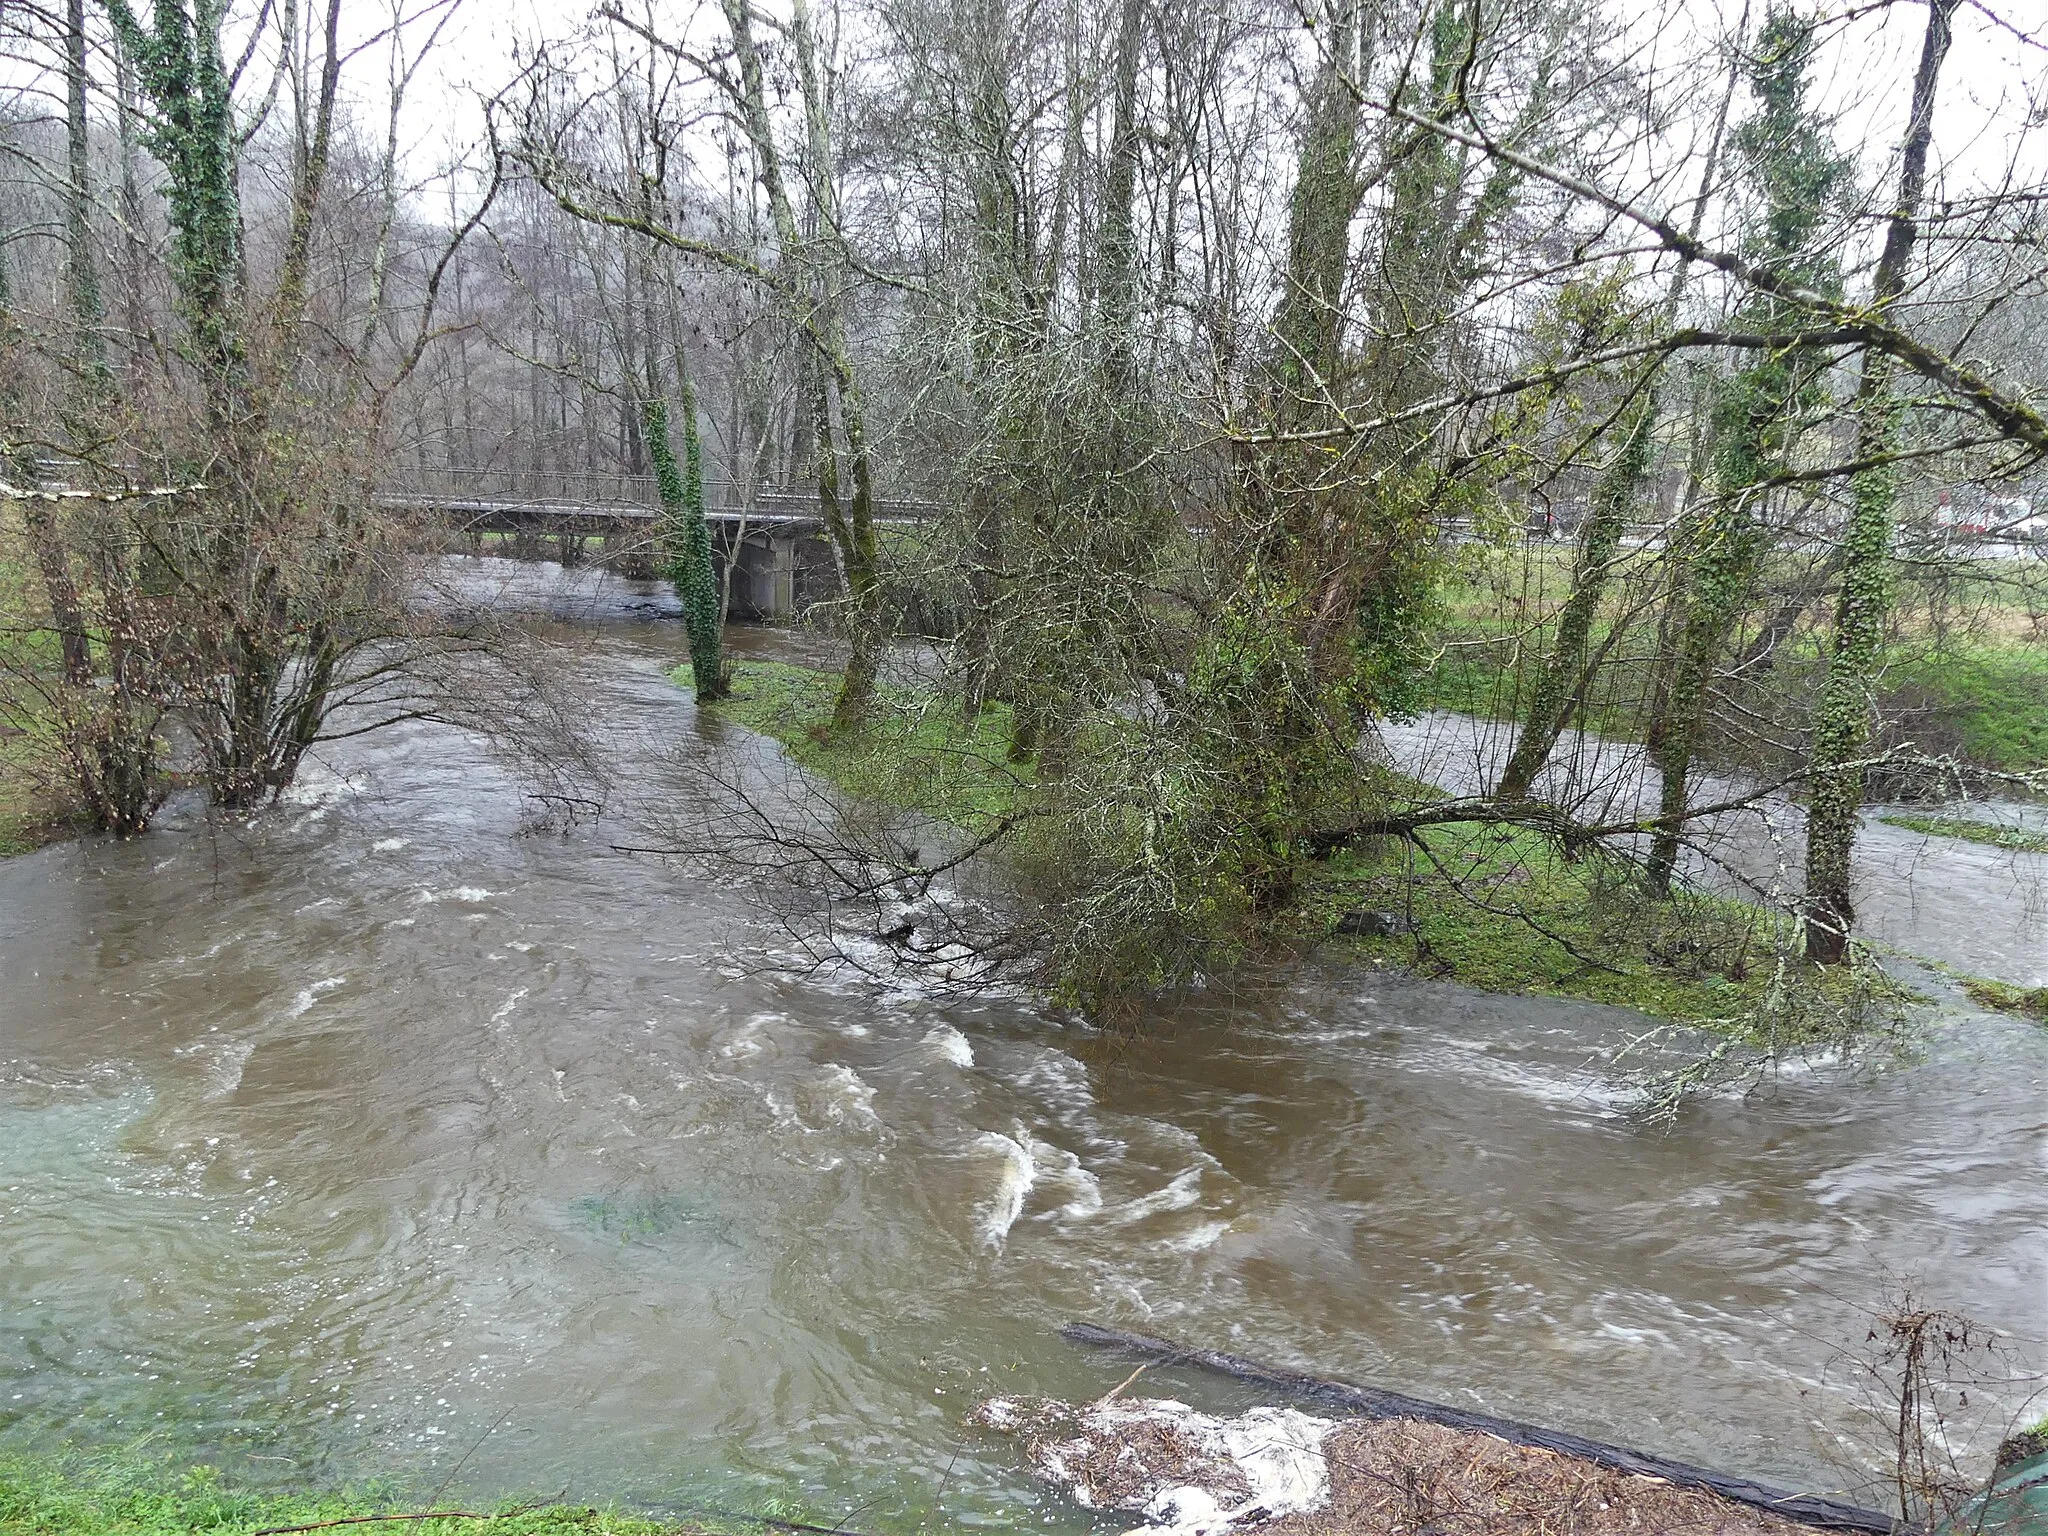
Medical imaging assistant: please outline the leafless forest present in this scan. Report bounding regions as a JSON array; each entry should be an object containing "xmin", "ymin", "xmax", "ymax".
[{"xmin": 2, "ymin": 0, "xmax": 2044, "ymax": 1021}]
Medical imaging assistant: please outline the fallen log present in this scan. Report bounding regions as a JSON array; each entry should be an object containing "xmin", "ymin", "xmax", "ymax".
[{"xmin": 1061, "ymin": 1321, "xmax": 1905, "ymax": 1534}]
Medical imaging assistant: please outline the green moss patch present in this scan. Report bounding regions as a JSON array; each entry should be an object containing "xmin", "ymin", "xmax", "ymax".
[{"xmin": 1310, "ymin": 823, "xmax": 1908, "ymax": 1030}]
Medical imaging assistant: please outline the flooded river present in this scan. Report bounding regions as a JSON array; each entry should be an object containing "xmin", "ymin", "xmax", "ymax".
[{"xmin": 1, "ymin": 562, "xmax": 2042, "ymax": 1530}]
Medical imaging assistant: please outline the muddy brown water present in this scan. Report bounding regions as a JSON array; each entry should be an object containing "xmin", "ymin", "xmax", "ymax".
[{"xmin": 0, "ymin": 560, "xmax": 2042, "ymax": 1530}]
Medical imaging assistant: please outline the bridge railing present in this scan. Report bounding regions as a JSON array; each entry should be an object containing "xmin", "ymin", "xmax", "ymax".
[
  {"xmin": 379, "ymin": 466, "xmax": 945, "ymax": 523},
  {"xmin": 384, "ymin": 465, "xmax": 666, "ymax": 508}
]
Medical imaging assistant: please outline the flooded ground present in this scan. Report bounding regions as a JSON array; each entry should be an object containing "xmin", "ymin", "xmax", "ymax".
[{"xmin": 0, "ymin": 561, "xmax": 2041, "ymax": 1530}]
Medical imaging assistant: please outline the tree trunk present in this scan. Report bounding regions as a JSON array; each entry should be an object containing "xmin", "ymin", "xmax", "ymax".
[
  {"xmin": 1496, "ymin": 42, "xmax": 1738, "ymax": 803},
  {"xmin": 1644, "ymin": 7, "xmax": 1848, "ymax": 896},
  {"xmin": 1496, "ymin": 399, "xmax": 1652, "ymax": 801},
  {"xmin": 1803, "ymin": 0, "xmax": 1955, "ymax": 964},
  {"xmin": 646, "ymin": 394, "xmax": 725, "ymax": 699},
  {"xmin": 716, "ymin": 0, "xmax": 883, "ymax": 728},
  {"xmin": 65, "ymin": 0, "xmax": 109, "ymax": 393}
]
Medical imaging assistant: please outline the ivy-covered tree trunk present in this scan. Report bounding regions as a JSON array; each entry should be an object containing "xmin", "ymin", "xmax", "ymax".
[
  {"xmin": 644, "ymin": 394, "xmax": 725, "ymax": 700},
  {"xmin": 1802, "ymin": 423, "xmax": 1896, "ymax": 959},
  {"xmin": 1644, "ymin": 485, "xmax": 1772, "ymax": 895},
  {"xmin": 109, "ymin": 0, "xmax": 247, "ymax": 423},
  {"xmin": 108, "ymin": 0, "xmax": 360, "ymax": 810},
  {"xmin": 1802, "ymin": 0, "xmax": 1955, "ymax": 964},
  {"xmin": 1644, "ymin": 5, "xmax": 1848, "ymax": 898}
]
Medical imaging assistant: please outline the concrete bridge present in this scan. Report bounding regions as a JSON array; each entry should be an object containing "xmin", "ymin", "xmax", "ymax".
[{"xmin": 380, "ymin": 467, "xmax": 931, "ymax": 620}]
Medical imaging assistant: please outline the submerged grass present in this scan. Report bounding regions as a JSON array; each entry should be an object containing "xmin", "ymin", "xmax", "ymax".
[
  {"xmin": 1957, "ymin": 975, "xmax": 2048, "ymax": 1024},
  {"xmin": 0, "ymin": 1452, "xmax": 760, "ymax": 1536},
  {"xmin": 681, "ymin": 659, "xmax": 1908, "ymax": 1033},
  {"xmin": 1879, "ymin": 812, "xmax": 2048, "ymax": 855},
  {"xmin": 1312, "ymin": 822, "xmax": 1910, "ymax": 1029}
]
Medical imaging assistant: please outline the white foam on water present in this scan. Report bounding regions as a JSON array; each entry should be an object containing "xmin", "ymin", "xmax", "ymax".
[
  {"xmin": 284, "ymin": 977, "xmax": 347, "ymax": 1018},
  {"xmin": 280, "ymin": 772, "xmax": 365, "ymax": 810},
  {"xmin": 205, "ymin": 1039, "xmax": 257, "ymax": 1100},
  {"xmin": 1023, "ymin": 1134, "xmax": 1102, "ymax": 1221},
  {"xmin": 1405, "ymin": 1036, "xmax": 1636, "ymax": 1116},
  {"xmin": 414, "ymin": 887, "xmax": 496, "ymax": 905},
  {"xmin": 1012, "ymin": 1048, "xmax": 1100, "ymax": 1116},
  {"xmin": 716, "ymin": 1013, "xmax": 781, "ymax": 1060},
  {"xmin": 370, "ymin": 838, "xmax": 408, "ymax": 853},
  {"xmin": 1163, "ymin": 1219, "xmax": 1230, "ymax": 1252},
  {"xmin": 817, "ymin": 1064, "xmax": 877, "ymax": 1122},
  {"xmin": 1109, "ymin": 1165, "xmax": 1206, "ymax": 1224},
  {"xmin": 921, "ymin": 1025, "xmax": 974, "ymax": 1068},
  {"xmin": 972, "ymin": 1131, "xmax": 1036, "ymax": 1249},
  {"xmin": 488, "ymin": 989, "xmax": 528, "ymax": 1028}
]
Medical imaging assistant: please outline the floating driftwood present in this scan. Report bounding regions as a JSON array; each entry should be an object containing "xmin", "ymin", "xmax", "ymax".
[{"xmin": 1062, "ymin": 1322, "xmax": 1903, "ymax": 1535}]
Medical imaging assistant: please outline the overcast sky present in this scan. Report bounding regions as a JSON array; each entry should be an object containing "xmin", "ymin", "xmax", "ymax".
[{"xmin": 246, "ymin": 0, "xmax": 2048, "ymax": 238}]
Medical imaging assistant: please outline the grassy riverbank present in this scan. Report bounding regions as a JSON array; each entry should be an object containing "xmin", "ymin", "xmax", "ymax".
[
  {"xmin": 1426, "ymin": 548, "xmax": 2048, "ymax": 779},
  {"xmin": 1955, "ymin": 975, "xmax": 2048, "ymax": 1023},
  {"xmin": 0, "ymin": 1453, "xmax": 766, "ymax": 1536},
  {"xmin": 0, "ymin": 552, "xmax": 71, "ymax": 857},
  {"xmin": 0, "ymin": 735, "xmax": 65, "ymax": 856},
  {"xmin": 682, "ymin": 659, "xmax": 1906, "ymax": 1033}
]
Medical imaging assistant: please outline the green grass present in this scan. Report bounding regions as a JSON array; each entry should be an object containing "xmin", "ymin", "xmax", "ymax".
[
  {"xmin": 1958, "ymin": 976, "xmax": 2048, "ymax": 1023},
  {"xmin": 680, "ymin": 660, "xmax": 1907, "ymax": 1029},
  {"xmin": 1880, "ymin": 812, "xmax": 2048, "ymax": 854},
  {"xmin": 1425, "ymin": 548, "xmax": 2048, "ymax": 777},
  {"xmin": 0, "ymin": 547, "xmax": 72, "ymax": 856},
  {"xmin": 684, "ymin": 660, "xmax": 1033, "ymax": 828},
  {"xmin": 0, "ymin": 1451, "xmax": 754, "ymax": 1536},
  {"xmin": 1885, "ymin": 643, "xmax": 2048, "ymax": 774},
  {"xmin": 1310, "ymin": 822, "xmax": 1906, "ymax": 1027},
  {"xmin": 0, "ymin": 720, "xmax": 79, "ymax": 857}
]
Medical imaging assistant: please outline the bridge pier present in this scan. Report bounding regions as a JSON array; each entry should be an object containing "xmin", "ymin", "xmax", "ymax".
[{"xmin": 715, "ymin": 525, "xmax": 837, "ymax": 621}]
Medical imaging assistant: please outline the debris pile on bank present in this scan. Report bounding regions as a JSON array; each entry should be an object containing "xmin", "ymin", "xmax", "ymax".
[
  {"xmin": 973, "ymin": 1394, "xmax": 1831, "ymax": 1535},
  {"xmin": 970, "ymin": 1395, "xmax": 1336, "ymax": 1535}
]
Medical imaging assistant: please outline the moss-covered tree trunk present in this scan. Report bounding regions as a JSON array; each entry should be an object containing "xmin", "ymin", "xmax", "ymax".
[
  {"xmin": 789, "ymin": 0, "xmax": 884, "ymax": 733},
  {"xmin": 1802, "ymin": 0, "xmax": 1955, "ymax": 964},
  {"xmin": 1643, "ymin": 6, "xmax": 1848, "ymax": 897},
  {"xmin": 644, "ymin": 393, "xmax": 725, "ymax": 700}
]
